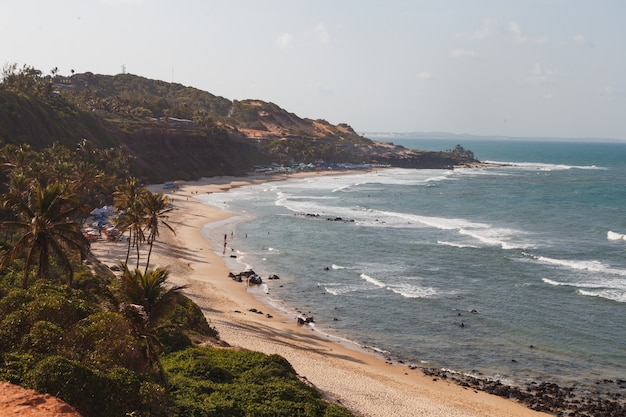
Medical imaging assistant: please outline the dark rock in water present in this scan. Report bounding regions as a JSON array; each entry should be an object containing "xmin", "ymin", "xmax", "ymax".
[
  {"xmin": 248, "ymin": 275, "xmax": 263, "ymax": 285},
  {"xmin": 268, "ymin": 274, "xmax": 280, "ymax": 280},
  {"xmin": 324, "ymin": 266, "xmax": 330, "ymax": 271},
  {"xmin": 297, "ymin": 315, "xmax": 315, "ymax": 325},
  {"xmin": 229, "ymin": 269, "xmax": 260, "ymax": 282}
]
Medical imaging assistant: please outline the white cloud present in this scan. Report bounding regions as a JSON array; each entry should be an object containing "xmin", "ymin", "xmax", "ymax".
[
  {"xmin": 602, "ymin": 86, "xmax": 614, "ymax": 97},
  {"xmin": 450, "ymin": 49, "xmax": 478, "ymax": 59},
  {"xmin": 314, "ymin": 24, "xmax": 331, "ymax": 43},
  {"xmin": 416, "ymin": 71, "xmax": 433, "ymax": 80},
  {"xmin": 509, "ymin": 22, "xmax": 547, "ymax": 44},
  {"xmin": 277, "ymin": 33, "xmax": 293, "ymax": 49},
  {"xmin": 316, "ymin": 84, "xmax": 334, "ymax": 96},
  {"xmin": 527, "ymin": 63, "xmax": 554, "ymax": 84},
  {"xmin": 573, "ymin": 34, "xmax": 594, "ymax": 47},
  {"xmin": 459, "ymin": 18, "xmax": 500, "ymax": 41}
]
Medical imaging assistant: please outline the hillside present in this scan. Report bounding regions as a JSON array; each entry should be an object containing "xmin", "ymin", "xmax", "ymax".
[{"xmin": 0, "ymin": 68, "xmax": 479, "ymax": 182}]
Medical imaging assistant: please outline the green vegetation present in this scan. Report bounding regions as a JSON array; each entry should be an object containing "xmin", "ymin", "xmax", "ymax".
[
  {"xmin": 163, "ymin": 347, "xmax": 354, "ymax": 417},
  {"xmin": 0, "ymin": 69, "xmax": 355, "ymax": 415}
]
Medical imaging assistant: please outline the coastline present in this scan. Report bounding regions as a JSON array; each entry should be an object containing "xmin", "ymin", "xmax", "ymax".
[{"xmin": 90, "ymin": 171, "xmax": 549, "ymax": 417}]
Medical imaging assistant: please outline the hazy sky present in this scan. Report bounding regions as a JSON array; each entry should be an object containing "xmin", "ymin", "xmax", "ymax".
[{"xmin": 2, "ymin": 0, "xmax": 625, "ymax": 139}]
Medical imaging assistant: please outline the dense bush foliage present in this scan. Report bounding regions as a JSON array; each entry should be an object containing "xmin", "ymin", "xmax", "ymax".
[
  {"xmin": 0, "ymin": 272, "xmax": 225, "ymax": 416},
  {"xmin": 163, "ymin": 347, "xmax": 354, "ymax": 417},
  {"xmin": 0, "ymin": 267, "xmax": 354, "ymax": 416}
]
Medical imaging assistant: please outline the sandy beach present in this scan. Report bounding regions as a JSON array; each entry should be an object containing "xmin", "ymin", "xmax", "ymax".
[{"xmin": 90, "ymin": 172, "xmax": 550, "ymax": 417}]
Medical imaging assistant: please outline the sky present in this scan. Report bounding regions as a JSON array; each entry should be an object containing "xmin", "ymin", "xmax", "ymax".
[{"xmin": 2, "ymin": 0, "xmax": 626, "ymax": 139}]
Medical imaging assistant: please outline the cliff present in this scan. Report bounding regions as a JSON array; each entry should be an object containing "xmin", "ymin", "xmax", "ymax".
[{"xmin": 0, "ymin": 71, "xmax": 479, "ymax": 182}]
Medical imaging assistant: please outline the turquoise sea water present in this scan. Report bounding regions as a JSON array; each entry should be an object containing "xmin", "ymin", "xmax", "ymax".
[{"xmin": 198, "ymin": 139, "xmax": 626, "ymax": 390}]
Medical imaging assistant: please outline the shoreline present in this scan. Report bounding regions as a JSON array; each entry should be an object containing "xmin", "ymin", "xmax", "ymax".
[{"xmin": 90, "ymin": 171, "xmax": 551, "ymax": 417}]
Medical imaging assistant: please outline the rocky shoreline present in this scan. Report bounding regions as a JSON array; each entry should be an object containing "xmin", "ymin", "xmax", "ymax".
[
  {"xmin": 235, "ymin": 267, "xmax": 625, "ymax": 416},
  {"xmin": 420, "ymin": 367, "xmax": 625, "ymax": 416},
  {"xmin": 228, "ymin": 266, "xmax": 625, "ymax": 417}
]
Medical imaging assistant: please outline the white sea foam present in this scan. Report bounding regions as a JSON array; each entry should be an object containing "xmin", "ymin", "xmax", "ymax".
[
  {"xmin": 331, "ymin": 264, "xmax": 346, "ymax": 270},
  {"xmin": 331, "ymin": 183, "xmax": 359, "ymax": 193},
  {"xmin": 387, "ymin": 283, "xmax": 440, "ymax": 298},
  {"xmin": 323, "ymin": 283, "xmax": 368, "ymax": 295},
  {"xmin": 542, "ymin": 278, "xmax": 568, "ymax": 286},
  {"xmin": 542, "ymin": 277, "xmax": 626, "ymax": 303},
  {"xmin": 491, "ymin": 161, "xmax": 605, "ymax": 171},
  {"xmin": 437, "ymin": 240, "xmax": 480, "ymax": 248},
  {"xmin": 360, "ymin": 273, "xmax": 386, "ymax": 288},
  {"xmin": 458, "ymin": 226, "xmax": 530, "ymax": 250},
  {"xmin": 355, "ymin": 207, "xmax": 533, "ymax": 249},
  {"xmin": 607, "ymin": 230, "xmax": 626, "ymax": 241},
  {"xmin": 577, "ymin": 289, "xmax": 626, "ymax": 303},
  {"xmin": 274, "ymin": 180, "xmax": 532, "ymax": 250},
  {"xmin": 274, "ymin": 191, "xmax": 286, "ymax": 207},
  {"xmin": 534, "ymin": 255, "xmax": 626, "ymax": 277},
  {"xmin": 324, "ymin": 287, "xmax": 341, "ymax": 296}
]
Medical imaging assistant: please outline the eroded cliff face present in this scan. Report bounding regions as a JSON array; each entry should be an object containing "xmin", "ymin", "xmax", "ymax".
[
  {"xmin": 1, "ymin": 73, "xmax": 481, "ymax": 184},
  {"xmin": 0, "ymin": 382, "xmax": 83, "ymax": 417}
]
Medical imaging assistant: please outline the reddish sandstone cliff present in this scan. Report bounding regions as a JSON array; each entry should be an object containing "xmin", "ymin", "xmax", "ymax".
[{"xmin": 0, "ymin": 382, "xmax": 83, "ymax": 417}]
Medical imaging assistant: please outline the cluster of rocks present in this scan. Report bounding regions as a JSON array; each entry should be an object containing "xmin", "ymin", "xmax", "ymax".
[
  {"xmin": 297, "ymin": 213, "xmax": 355, "ymax": 223},
  {"xmin": 297, "ymin": 315, "xmax": 315, "ymax": 325},
  {"xmin": 228, "ymin": 270, "xmax": 281, "ymax": 285},
  {"xmin": 421, "ymin": 367, "xmax": 626, "ymax": 416}
]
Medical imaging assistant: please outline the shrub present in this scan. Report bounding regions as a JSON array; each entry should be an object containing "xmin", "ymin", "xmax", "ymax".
[
  {"xmin": 25, "ymin": 282, "xmax": 94, "ymax": 327},
  {"xmin": 166, "ymin": 294, "xmax": 218, "ymax": 338},
  {"xmin": 155, "ymin": 325, "xmax": 192, "ymax": 354},
  {"xmin": 24, "ymin": 355, "xmax": 111, "ymax": 416},
  {"xmin": 162, "ymin": 347, "xmax": 355, "ymax": 417},
  {"xmin": 20, "ymin": 320, "xmax": 64, "ymax": 357},
  {"xmin": 24, "ymin": 356, "xmax": 168, "ymax": 417},
  {"xmin": 0, "ymin": 352, "xmax": 35, "ymax": 383},
  {"xmin": 66, "ymin": 311, "xmax": 148, "ymax": 372}
]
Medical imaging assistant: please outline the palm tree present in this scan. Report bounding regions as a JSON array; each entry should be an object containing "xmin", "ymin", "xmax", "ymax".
[
  {"xmin": 119, "ymin": 263, "xmax": 187, "ymax": 328},
  {"xmin": 119, "ymin": 263, "xmax": 187, "ymax": 384},
  {"xmin": 141, "ymin": 191, "xmax": 174, "ymax": 273},
  {"xmin": 114, "ymin": 177, "xmax": 147, "ymax": 267},
  {"xmin": 0, "ymin": 144, "xmax": 36, "ymax": 179},
  {"xmin": 70, "ymin": 160, "xmax": 106, "ymax": 210},
  {"xmin": 0, "ymin": 182, "xmax": 90, "ymax": 288}
]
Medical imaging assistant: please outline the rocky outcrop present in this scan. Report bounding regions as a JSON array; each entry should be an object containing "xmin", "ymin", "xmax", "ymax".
[
  {"xmin": 0, "ymin": 382, "xmax": 83, "ymax": 417},
  {"xmin": 421, "ymin": 368, "xmax": 626, "ymax": 416}
]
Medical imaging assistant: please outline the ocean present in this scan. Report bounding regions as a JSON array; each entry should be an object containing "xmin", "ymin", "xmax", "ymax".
[{"xmin": 197, "ymin": 138, "xmax": 626, "ymax": 392}]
